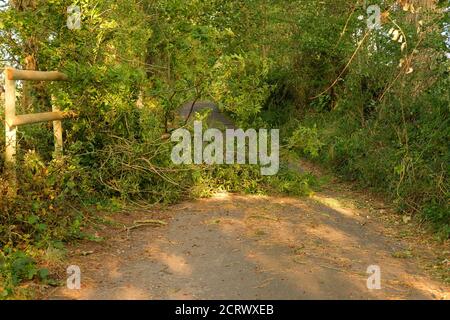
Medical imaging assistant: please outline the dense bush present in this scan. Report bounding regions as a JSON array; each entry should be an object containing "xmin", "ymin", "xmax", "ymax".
[{"xmin": 279, "ymin": 0, "xmax": 449, "ymax": 238}]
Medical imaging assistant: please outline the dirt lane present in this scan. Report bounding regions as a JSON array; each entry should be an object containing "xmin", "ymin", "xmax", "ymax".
[{"xmin": 46, "ymin": 189, "xmax": 449, "ymax": 300}]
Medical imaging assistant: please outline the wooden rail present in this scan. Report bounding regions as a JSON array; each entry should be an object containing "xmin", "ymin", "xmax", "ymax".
[
  {"xmin": 3, "ymin": 67, "xmax": 74, "ymax": 197},
  {"xmin": 5, "ymin": 68, "xmax": 68, "ymax": 81},
  {"xmin": 10, "ymin": 111, "xmax": 77, "ymax": 127}
]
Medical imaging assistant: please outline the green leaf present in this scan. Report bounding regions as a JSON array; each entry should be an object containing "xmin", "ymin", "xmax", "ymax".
[
  {"xmin": 27, "ymin": 215, "xmax": 39, "ymax": 225},
  {"xmin": 38, "ymin": 268, "xmax": 49, "ymax": 280}
]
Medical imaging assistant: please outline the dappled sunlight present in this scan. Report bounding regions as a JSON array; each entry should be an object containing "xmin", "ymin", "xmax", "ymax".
[
  {"xmin": 245, "ymin": 251, "xmax": 326, "ymax": 297},
  {"xmin": 104, "ymin": 258, "xmax": 123, "ymax": 280},
  {"xmin": 251, "ymin": 220, "xmax": 301, "ymax": 246},
  {"xmin": 393, "ymin": 275, "xmax": 448, "ymax": 300},
  {"xmin": 113, "ymin": 286, "xmax": 152, "ymax": 300},
  {"xmin": 167, "ymin": 291, "xmax": 196, "ymax": 300},
  {"xmin": 145, "ymin": 245, "xmax": 192, "ymax": 276},
  {"xmin": 310, "ymin": 194, "xmax": 360, "ymax": 219},
  {"xmin": 48, "ymin": 194, "xmax": 448, "ymax": 300},
  {"xmin": 218, "ymin": 195, "xmax": 446, "ymax": 299},
  {"xmin": 216, "ymin": 217, "xmax": 248, "ymax": 236},
  {"xmin": 159, "ymin": 253, "xmax": 192, "ymax": 276},
  {"xmin": 211, "ymin": 191, "xmax": 231, "ymax": 199},
  {"xmin": 51, "ymin": 279, "xmax": 97, "ymax": 300},
  {"xmin": 303, "ymin": 224, "xmax": 358, "ymax": 246}
]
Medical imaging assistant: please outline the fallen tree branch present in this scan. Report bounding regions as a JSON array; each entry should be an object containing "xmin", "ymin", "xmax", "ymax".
[{"xmin": 125, "ymin": 219, "xmax": 168, "ymax": 238}]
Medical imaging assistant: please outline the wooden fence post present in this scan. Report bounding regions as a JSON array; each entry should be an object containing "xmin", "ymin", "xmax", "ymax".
[
  {"xmin": 4, "ymin": 69, "xmax": 17, "ymax": 197},
  {"xmin": 52, "ymin": 96, "xmax": 63, "ymax": 158}
]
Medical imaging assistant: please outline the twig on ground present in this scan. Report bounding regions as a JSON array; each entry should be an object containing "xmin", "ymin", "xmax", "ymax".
[{"xmin": 125, "ymin": 219, "xmax": 168, "ymax": 238}]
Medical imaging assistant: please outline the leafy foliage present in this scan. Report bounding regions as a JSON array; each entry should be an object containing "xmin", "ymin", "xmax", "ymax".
[
  {"xmin": 0, "ymin": 0, "xmax": 448, "ymax": 297},
  {"xmin": 277, "ymin": 0, "xmax": 449, "ymax": 238}
]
